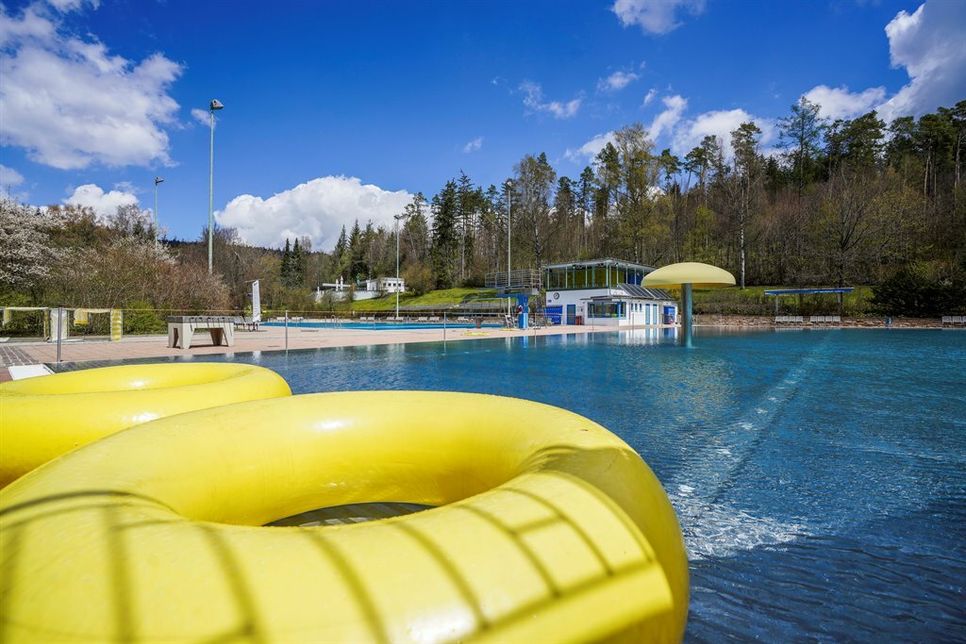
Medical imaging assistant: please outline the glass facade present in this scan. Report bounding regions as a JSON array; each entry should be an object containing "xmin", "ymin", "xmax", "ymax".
[
  {"xmin": 544, "ymin": 262, "xmax": 648, "ymax": 290},
  {"xmin": 588, "ymin": 301, "xmax": 626, "ymax": 318}
]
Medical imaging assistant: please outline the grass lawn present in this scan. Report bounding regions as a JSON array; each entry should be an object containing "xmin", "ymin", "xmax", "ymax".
[{"xmin": 345, "ymin": 288, "xmax": 498, "ymax": 312}]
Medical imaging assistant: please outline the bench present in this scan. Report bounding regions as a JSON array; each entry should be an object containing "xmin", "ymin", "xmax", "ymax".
[
  {"xmin": 809, "ymin": 315, "xmax": 841, "ymax": 324},
  {"xmin": 775, "ymin": 315, "xmax": 804, "ymax": 325},
  {"xmin": 167, "ymin": 316, "xmax": 235, "ymax": 349},
  {"xmin": 942, "ymin": 316, "xmax": 965, "ymax": 326}
]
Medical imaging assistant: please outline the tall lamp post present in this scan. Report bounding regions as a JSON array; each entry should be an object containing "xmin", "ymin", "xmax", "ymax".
[
  {"xmin": 153, "ymin": 176, "xmax": 164, "ymax": 226},
  {"xmin": 207, "ymin": 98, "xmax": 224, "ymax": 273},
  {"xmin": 394, "ymin": 211, "xmax": 411, "ymax": 320},
  {"xmin": 505, "ymin": 179, "xmax": 513, "ymax": 316}
]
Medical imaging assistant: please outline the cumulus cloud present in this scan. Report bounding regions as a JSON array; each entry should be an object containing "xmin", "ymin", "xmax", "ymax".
[
  {"xmin": 564, "ymin": 131, "xmax": 617, "ymax": 163},
  {"xmin": 648, "ymin": 94, "xmax": 687, "ymax": 141},
  {"xmin": 462, "ymin": 136, "xmax": 483, "ymax": 153},
  {"xmin": 877, "ymin": 1, "xmax": 966, "ymax": 120},
  {"xmin": 802, "ymin": 85, "xmax": 887, "ymax": 120},
  {"xmin": 799, "ymin": 1, "xmax": 965, "ymax": 122},
  {"xmin": 520, "ymin": 81, "xmax": 582, "ymax": 119},
  {"xmin": 64, "ymin": 183, "xmax": 140, "ymax": 220},
  {"xmin": 0, "ymin": 3, "xmax": 182, "ymax": 169},
  {"xmin": 612, "ymin": 0, "xmax": 707, "ymax": 35},
  {"xmin": 216, "ymin": 176, "xmax": 413, "ymax": 249},
  {"xmin": 642, "ymin": 88, "xmax": 658, "ymax": 106},
  {"xmin": 672, "ymin": 108, "xmax": 777, "ymax": 160},
  {"xmin": 598, "ymin": 70, "xmax": 639, "ymax": 93}
]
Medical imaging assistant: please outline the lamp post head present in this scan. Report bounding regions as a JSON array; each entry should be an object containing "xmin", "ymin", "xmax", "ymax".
[
  {"xmin": 394, "ymin": 212, "xmax": 410, "ymax": 222},
  {"xmin": 209, "ymin": 99, "xmax": 224, "ymax": 111},
  {"xmin": 154, "ymin": 176, "xmax": 164, "ymax": 186}
]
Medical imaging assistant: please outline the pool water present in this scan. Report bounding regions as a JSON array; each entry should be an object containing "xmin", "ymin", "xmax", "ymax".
[{"xmin": 83, "ymin": 328, "xmax": 966, "ymax": 640}]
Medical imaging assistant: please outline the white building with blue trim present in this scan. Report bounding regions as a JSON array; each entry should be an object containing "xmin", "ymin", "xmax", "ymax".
[{"xmin": 542, "ymin": 259, "xmax": 678, "ymax": 328}]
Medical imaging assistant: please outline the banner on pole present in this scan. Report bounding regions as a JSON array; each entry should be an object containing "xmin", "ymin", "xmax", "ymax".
[{"xmin": 251, "ymin": 280, "xmax": 261, "ymax": 323}]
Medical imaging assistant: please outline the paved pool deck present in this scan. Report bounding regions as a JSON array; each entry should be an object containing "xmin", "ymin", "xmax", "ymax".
[{"xmin": 0, "ymin": 323, "xmax": 621, "ymax": 370}]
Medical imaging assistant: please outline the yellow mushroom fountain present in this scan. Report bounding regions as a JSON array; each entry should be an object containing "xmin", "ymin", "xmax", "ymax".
[{"xmin": 643, "ymin": 262, "xmax": 736, "ymax": 347}]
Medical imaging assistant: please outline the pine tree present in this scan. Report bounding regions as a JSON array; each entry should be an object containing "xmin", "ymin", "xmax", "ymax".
[
  {"xmin": 280, "ymin": 238, "xmax": 292, "ymax": 286},
  {"xmin": 431, "ymin": 180, "xmax": 459, "ymax": 289}
]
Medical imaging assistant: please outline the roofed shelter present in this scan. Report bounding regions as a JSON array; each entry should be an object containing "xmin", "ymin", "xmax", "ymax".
[{"xmin": 763, "ymin": 287, "xmax": 854, "ymax": 315}]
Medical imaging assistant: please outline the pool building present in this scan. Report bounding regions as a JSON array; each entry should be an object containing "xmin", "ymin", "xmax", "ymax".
[{"xmin": 543, "ymin": 259, "xmax": 678, "ymax": 327}]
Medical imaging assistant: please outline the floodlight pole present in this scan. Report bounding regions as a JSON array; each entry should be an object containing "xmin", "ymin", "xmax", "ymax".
[
  {"xmin": 153, "ymin": 176, "xmax": 164, "ymax": 226},
  {"xmin": 394, "ymin": 212, "xmax": 410, "ymax": 320},
  {"xmin": 207, "ymin": 99, "xmax": 224, "ymax": 274},
  {"xmin": 506, "ymin": 180, "xmax": 512, "ymax": 316}
]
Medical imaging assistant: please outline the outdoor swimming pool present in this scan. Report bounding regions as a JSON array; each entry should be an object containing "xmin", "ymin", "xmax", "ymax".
[{"xmin": 72, "ymin": 328, "xmax": 966, "ymax": 640}]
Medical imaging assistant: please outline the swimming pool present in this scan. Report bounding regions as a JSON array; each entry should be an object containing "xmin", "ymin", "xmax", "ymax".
[
  {"xmin": 67, "ymin": 328, "xmax": 966, "ymax": 640},
  {"xmin": 262, "ymin": 320, "xmax": 502, "ymax": 330}
]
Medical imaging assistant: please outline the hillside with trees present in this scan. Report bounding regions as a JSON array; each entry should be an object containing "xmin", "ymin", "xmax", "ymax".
[{"xmin": 2, "ymin": 98, "xmax": 964, "ymax": 316}]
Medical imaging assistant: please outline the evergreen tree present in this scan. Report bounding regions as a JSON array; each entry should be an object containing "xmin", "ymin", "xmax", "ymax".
[
  {"xmin": 348, "ymin": 220, "xmax": 364, "ymax": 281},
  {"xmin": 280, "ymin": 238, "xmax": 293, "ymax": 286},
  {"xmin": 431, "ymin": 180, "xmax": 459, "ymax": 289}
]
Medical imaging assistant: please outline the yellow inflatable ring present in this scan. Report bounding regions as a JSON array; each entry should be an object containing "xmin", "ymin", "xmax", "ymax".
[
  {"xmin": 0, "ymin": 391, "xmax": 687, "ymax": 642},
  {"xmin": 0, "ymin": 363, "xmax": 291, "ymax": 487}
]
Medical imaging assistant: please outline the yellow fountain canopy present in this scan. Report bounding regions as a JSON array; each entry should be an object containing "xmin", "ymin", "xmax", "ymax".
[{"xmin": 643, "ymin": 262, "xmax": 736, "ymax": 289}]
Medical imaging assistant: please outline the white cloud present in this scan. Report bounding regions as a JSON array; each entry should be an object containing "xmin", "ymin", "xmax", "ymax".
[
  {"xmin": 598, "ymin": 70, "xmax": 639, "ymax": 93},
  {"xmin": 520, "ymin": 81, "xmax": 582, "ymax": 119},
  {"xmin": 642, "ymin": 88, "xmax": 658, "ymax": 106},
  {"xmin": 672, "ymin": 108, "xmax": 777, "ymax": 160},
  {"xmin": 565, "ymin": 131, "xmax": 616, "ymax": 163},
  {"xmin": 462, "ymin": 136, "xmax": 483, "ymax": 153},
  {"xmin": 0, "ymin": 3, "xmax": 182, "ymax": 169},
  {"xmin": 802, "ymin": 85, "xmax": 887, "ymax": 120},
  {"xmin": 877, "ymin": 1, "xmax": 966, "ymax": 120},
  {"xmin": 216, "ymin": 176, "xmax": 413, "ymax": 249},
  {"xmin": 0, "ymin": 164, "xmax": 27, "ymax": 200},
  {"xmin": 190, "ymin": 108, "xmax": 211, "ymax": 127},
  {"xmin": 64, "ymin": 183, "xmax": 140, "ymax": 220},
  {"xmin": 612, "ymin": 0, "xmax": 707, "ymax": 35},
  {"xmin": 45, "ymin": 0, "xmax": 100, "ymax": 12},
  {"xmin": 798, "ymin": 1, "xmax": 965, "ymax": 123},
  {"xmin": 648, "ymin": 94, "xmax": 687, "ymax": 141},
  {"xmin": 0, "ymin": 165, "xmax": 25, "ymax": 189}
]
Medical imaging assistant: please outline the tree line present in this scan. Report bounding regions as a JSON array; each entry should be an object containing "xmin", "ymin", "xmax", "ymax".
[{"xmin": 2, "ymin": 97, "xmax": 963, "ymax": 315}]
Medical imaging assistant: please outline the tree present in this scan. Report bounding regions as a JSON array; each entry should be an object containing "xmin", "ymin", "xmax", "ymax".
[
  {"xmin": 513, "ymin": 152, "xmax": 557, "ymax": 269},
  {"xmin": 780, "ymin": 96, "xmax": 824, "ymax": 195},
  {"xmin": 0, "ymin": 199, "xmax": 55, "ymax": 294},
  {"xmin": 431, "ymin": 180, "xmax": 459, "ymax": 288},
  {"xmin": 731, "ymin": 121, "xmax": 762, "ymax": 288}
]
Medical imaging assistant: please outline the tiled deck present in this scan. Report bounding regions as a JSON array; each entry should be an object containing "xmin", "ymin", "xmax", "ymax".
[{"xmin": 1, "ymin": 323, "xmax": 616, "ymax": 368}]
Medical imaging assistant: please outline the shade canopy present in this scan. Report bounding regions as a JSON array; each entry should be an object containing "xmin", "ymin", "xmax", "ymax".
[{"xmin": 642, "ymin": 262, "xmax": 736, "ymax": 289}]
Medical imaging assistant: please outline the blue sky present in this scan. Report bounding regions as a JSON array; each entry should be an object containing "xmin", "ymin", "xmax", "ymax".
[{"xmin": 1, "ymin": 0, "xmax": 964, "ymax": 249}]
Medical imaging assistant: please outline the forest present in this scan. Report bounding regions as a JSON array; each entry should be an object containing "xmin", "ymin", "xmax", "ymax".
[{"xmin": 2, "ymin": 97, "xmax": 964, "ymax": 317}]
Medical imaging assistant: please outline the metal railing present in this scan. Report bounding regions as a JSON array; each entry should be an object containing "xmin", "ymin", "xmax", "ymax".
[{"xmin": 484, "ymin": 269, "xmax": 541, "ymax": 291}]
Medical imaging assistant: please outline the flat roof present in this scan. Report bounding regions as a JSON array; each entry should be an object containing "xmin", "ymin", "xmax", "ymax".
[
  {"xmin": 543, "ymin": 258, "xmax": 655, "ymax": 272},
  {"xmin": 763, "ymin": 287, "xmax": 854, "ymax": 296}
]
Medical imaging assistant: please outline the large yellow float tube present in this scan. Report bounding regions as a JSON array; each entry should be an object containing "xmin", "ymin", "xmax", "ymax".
[
  {"xmin": 0, "ymin": 363, "xmax": 291, "ymax": 487},
  {"xmin": 0, "ymin": 392, "xmax": 688, "ymax": 642}
]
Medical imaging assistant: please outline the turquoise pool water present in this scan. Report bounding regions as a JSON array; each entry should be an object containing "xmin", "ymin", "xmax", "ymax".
[{"xmin": 75, "ymin": 328, "xmax": 966, "ymax": 640}]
